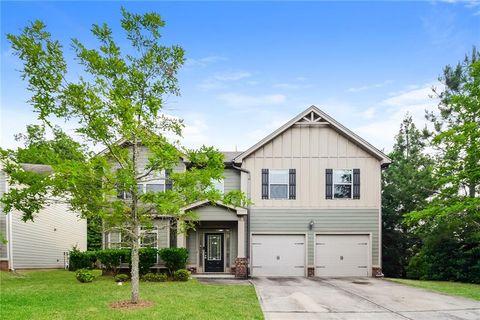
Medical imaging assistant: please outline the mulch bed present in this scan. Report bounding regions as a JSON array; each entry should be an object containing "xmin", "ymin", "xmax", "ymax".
[{"xmin": 109, "ymin": 300, "xmax": 154, "ymax": 310}]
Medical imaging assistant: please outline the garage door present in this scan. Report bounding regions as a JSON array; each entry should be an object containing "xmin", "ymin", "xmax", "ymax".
[
  {"xmin": 315, "ymin": 234, "xmax": 369, "ymax": 277},
  {"xmin": 251, "ymin": 234, "xmax": 305, "ymax": 276}
]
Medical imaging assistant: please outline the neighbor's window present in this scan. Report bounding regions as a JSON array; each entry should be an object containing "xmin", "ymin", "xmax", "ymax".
[
  {"xmin": 211, "ymin": 178, "xmax": 224, "ymax": 193},
  {"xmin": 269, "ymin": 169, "xmax": 289, "ymax": 199},
  {"xmin": 333, "ymin": 169, "xmax": 353, "ymax": 199},
  {"xmin": 146, "ymin": 183, "xmax": 165, "ymax": 193}
]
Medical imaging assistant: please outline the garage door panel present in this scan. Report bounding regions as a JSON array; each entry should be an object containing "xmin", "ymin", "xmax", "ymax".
[
  {"xmin": 315, "ymin": 235, "xmax": 369, "ymax": 277},
  {"xmin": 252, "ymin": 234, "xmax": 305, "ymax": 276}
]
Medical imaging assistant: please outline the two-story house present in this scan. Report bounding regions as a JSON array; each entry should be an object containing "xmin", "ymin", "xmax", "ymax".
[{"xmin": 104, "ymin": 106, "xmax": 391, "ymax": 277}]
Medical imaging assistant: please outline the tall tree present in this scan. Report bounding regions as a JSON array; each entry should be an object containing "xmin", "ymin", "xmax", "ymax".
[
  {"xmin": 2, "ymin": 8, "xmax": 248, "ymax": 304},
  {"xmin": 405, "ymin": 48, "xmax": 480, "ymax": 282},
  {"xmin": 382, "ymin": 115, "xmax": 434, "ymax": 277}
]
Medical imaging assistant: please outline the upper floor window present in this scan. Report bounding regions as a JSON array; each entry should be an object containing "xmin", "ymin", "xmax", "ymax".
[
  {"xmin": 269, "ymin": 169, "xmax": 289, "ymax": 199},
  {"xmin": 333, "ymin": 169, "xmax": 353, "ymax": 199}
]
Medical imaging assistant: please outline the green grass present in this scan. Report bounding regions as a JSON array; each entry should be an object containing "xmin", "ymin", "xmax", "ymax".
[
  {"xmin": 0, "ymin": 270, "xmax": 263, "ymax": 320},
  {"xmin": 387, "ymin": 278, "xmax": 480, "ymax": 301}
]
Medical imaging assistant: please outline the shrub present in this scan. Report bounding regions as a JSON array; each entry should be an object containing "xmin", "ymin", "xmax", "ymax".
[
  {"xmin": 173, "ymin": 269, "xmax": 190, "ymax": 281},
  {"xmin": 75, "ymin": 269, "xmax": 95, "ymax": 283},
  {"xmin": 124, "ymin": 247, "xmax": 158, "ymax": 275},
  {"xmin": 159, "ymin": 248, "xmax": 188, "ymax": 275},
  {"xmin": 142, "ymin": 272, "xmax": 167, "ymax": 282},
  {"xmin": 96, "ymin": 249, "xmax": 129, "ymax": 275},
  {"xmin": 69, "ymin": 247, "xmax": 97, "ymax": 271},
  {"xmin": 114, "ymin": 273, "xmax": 130, "ymax": 283}
]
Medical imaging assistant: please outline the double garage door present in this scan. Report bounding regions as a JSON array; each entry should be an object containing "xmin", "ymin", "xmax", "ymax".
[{"xmin": 251, "ymin": 234, "xmax": 369, "ymax": 277}]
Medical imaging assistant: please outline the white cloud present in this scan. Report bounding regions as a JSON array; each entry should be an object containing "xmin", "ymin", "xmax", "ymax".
[
  {"xmin": 216, "ymin": 92, "xmax": 287, "ymax": 108},
  {"xmin": 198, "ymin": 71, "xmax": 252, "ymax": 89},
  {"xmin": 246, "ymin": 117, "xmax": 290, "ymax": 142},
  {"xmin": 354, "ymin": 83, "xmax": 440, "ymax": 152},
  {"xmin": 347, "ymin": 80, "xmax": 393, "ymax": 93},
  {"xmin": 177, "ymin": 113, "xmax": 211, "ymax": 148},
  {"xmin": 359, "ymin": 107, "xmax": 376, "ymax": 120},
  {"xmin": 273, "ymin": 83, "xmax": 313, "ymax": 90},
  {"xmin": 184, "ymin": 55, "xmax": 227, "ymax": 67}
]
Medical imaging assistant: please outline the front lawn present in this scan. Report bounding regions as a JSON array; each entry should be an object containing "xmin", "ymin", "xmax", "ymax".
[
  {"xmin": 0, "ymin": 270, "xmax": 263, "ymax": 319},
  {"xmin": 387, "ymin": 278, "xmax": 480, "ymax": 301}
]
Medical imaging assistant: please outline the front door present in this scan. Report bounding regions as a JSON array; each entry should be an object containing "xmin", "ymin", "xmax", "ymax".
[{"xmin": 204, "ymin": 233, "xmax": 224, "ymax": 272}]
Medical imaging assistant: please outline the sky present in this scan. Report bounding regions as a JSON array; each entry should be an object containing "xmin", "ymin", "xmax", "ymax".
[{"xmin": 1, "ymin": 1, "xmax": 479, "ymax": 153}]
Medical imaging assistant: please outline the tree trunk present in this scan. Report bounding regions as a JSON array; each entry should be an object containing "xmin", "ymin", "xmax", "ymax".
[{"xmin": 130, "ymin": 226, "xmax": 140, "ymax": 304}]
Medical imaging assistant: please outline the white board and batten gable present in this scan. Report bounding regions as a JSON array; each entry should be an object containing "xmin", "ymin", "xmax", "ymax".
[{"xmin": 234, "ymin": 105, "xmax": 391, "ymax": 209}]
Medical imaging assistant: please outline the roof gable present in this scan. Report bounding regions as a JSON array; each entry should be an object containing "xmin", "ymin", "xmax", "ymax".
[{"xmin": 234, "ymin": 105, "xmax": 391, "ymax": 165}]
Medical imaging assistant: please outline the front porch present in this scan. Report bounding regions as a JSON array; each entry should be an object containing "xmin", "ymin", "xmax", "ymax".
[{"xmin": 176, "ymin": 201, "xmax": 247, "ymax": 278}]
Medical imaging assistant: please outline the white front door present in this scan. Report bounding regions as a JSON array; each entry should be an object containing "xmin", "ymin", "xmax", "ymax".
[
  {"xmin": 315, "ymin": 234, "xmax": 369, "ymax": 277},
  {"xmin": 251, "ymin": 234, "xmax": 305, "ymax": 276}
]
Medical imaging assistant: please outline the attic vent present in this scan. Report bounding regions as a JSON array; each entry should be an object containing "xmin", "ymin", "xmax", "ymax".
[{"xmin": 297, "ymin": 111, "xmax": 327, "ymax": 124}]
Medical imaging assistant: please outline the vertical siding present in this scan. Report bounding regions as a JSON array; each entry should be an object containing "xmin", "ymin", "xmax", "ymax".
[
  {"xmin": 224, "ymin": 169, "xmax": 240, "ymax": 193},
  {"xmin": 243, "ymin": 125, "xmax": 382, "ymax": 209},
  {"xmin": 250, "ymin": 208, "xmax": 380, "ymax": 266},
  {"xmin": 11, "ymin": 203, "xmax": 87, "ymax": 269}
]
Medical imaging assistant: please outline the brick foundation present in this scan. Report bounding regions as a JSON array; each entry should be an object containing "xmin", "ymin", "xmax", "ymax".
[
  {"xmin": 234, "ymin": 257, "xmax": 248, "ymax": 279},
  {"xmin": 372, "ymin": 267, "xmax": 384, "ymax": 278},
  {"xmin": 0, "ymin": 260, "xmax": 8, "ymax": 271}
]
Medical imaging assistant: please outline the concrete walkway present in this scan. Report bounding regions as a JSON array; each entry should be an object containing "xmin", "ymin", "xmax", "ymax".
[{"xmin": 252, "ymin": 277, "xmax": 480, "ymax": 320}]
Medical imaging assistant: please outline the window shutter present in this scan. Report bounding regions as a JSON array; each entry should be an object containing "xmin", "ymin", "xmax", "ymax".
[
  {"xmin": 353, "ymin": 168, "xmax": 360, "ymax": 199},
  {"xmin": 165, "ymin": 170, "xmax": 173, "ymax": 191},
  {"xmin": 289, "ymin": 169, "xmax": 296, "ymax": 200},
  {"xmin": 325, "ymin": 169, "xmax": 333, "ymax": 199},
  {"xmin": 261, "ymin": 169, "xmax": 269, "ymax": 199}
]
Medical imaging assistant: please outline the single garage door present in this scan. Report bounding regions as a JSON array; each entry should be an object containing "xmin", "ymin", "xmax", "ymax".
[
  {"xmin": 251, "ymin": 234, "xmax": 305, "ymax": 276},
  {"xmin": 315, "ymin": 234, "xmax": 369, "ymax": 277}
]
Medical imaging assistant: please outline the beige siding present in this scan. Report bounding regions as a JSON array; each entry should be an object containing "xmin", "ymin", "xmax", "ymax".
[
  {"xmin": 243, "ymin": 125, "xmax": 382, "ymax": 209},
  {"xmin": 11, "ymin": 203, "xmax": 87, "ymax": 269},
  {"xmin": 250, "ymin": 208, "xmax": 380, "ymax": 266},
  {"xmin": 224, "ymin": 168, "xmax": 240, "ymax": 193}
]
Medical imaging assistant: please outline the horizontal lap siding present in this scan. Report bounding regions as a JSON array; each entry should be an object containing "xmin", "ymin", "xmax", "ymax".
[
  {"xmin": 250, "ymin": 209, "xmax": 379, "ymax": 266},
  {"xmin": 0, "ymin": 170, "xmax": 7, "ymax": 259},
  {"xmin": 194, "ymin": 205, "xmax": 238, "ymax": 221},
  {"xmin": 224, "ymin": 169, "xmax": 240, "ymax": 193},
  {"xmin": 11, "ymin": 204, "xmax": 87, "ymax": 269}
]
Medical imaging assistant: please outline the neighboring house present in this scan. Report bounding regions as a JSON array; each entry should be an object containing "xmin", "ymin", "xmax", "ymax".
[
  {"xmin": 0, "ymin": 163, "xmax": 87, "ymax": 271},
  {"xmin": 103, "ymin": 106, "xmax": 391, "ymax": 277}
]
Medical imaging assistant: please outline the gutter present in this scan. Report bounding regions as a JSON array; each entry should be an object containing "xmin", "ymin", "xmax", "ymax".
[{"xmin": 231, "ymin": 162, "xmax": 251, "ymax": 276}]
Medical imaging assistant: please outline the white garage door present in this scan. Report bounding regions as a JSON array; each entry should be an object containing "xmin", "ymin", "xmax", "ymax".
[
  {"xmin": 251, "ymin": 234, "xmax": 305, "ymax": 276},
  {"xmin": 315, "ymin": 235, "xmax": 369, "ymax": 277}
]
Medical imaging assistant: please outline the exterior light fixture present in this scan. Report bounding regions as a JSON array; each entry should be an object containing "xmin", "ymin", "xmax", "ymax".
[{"xmin": 309, "ymin": 220, "xmax": 314, "ymax": 230}]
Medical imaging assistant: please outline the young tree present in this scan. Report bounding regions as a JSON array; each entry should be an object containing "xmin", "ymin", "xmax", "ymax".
[
  {"xmin": 405, "ymin": 48, "xmax": 480, "ymax": 282},
  {"xmin": 2, "ymin": 9, "xmax": 248, "ymax": 303},
  {"xmin": 382, "ymin": 115, "xmax": 434, "ymax": 277}
]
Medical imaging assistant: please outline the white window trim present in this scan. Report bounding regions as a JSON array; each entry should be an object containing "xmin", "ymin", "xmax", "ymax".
[
  {"xmin": 333, "ymin": 169, "xmax": 353, "ymax": 199},
  {"xmin": 268, "ymin": 169, "xmax": 289, "ymax": 200}
]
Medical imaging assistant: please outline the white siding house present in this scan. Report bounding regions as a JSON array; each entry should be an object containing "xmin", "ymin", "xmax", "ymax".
[{"xmin": 0, "ymin": 163, "xmax": 87, "ymax": 270}]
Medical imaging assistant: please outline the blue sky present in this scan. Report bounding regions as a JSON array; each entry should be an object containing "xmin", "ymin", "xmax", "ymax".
[{"xmin": 1, "ymin": 1, "xmax": 479, "ymax": 152}]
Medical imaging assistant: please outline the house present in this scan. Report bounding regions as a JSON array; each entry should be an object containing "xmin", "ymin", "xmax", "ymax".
[
  {"xmin": 0, "ymin": 163, "xmax": 87, "ymax": 271},
  {"xmin": 103, "ymin": 106, "xmax": 391, "ymax": 277}
]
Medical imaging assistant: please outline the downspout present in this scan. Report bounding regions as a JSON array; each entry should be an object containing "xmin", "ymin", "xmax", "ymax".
[{"xmin": 231, "ymin": 162, "xmax": 251, "ymax": 276}]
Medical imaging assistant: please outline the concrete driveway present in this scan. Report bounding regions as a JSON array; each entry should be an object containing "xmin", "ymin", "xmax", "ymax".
[{"xmin": 252, "ymin": 277, "xmax": 480, "ymax": 320}]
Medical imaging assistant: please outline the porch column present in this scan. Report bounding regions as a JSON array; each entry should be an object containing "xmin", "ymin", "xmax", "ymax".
[
  {"xmin": 176, "ymin": 221, "xmax": 187, "ymax": 248},
  {"xmin": 237, "ymin": 215, "xmax": 245, "ymax": 257},
  {"xmin": 235, "ymin": 212, "xmax": 248, "ymax": 278}
]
